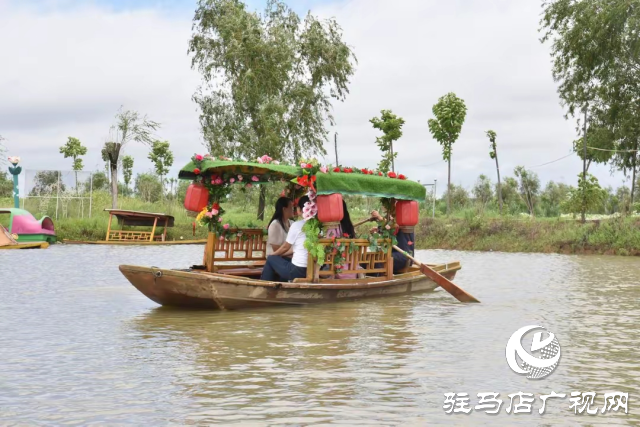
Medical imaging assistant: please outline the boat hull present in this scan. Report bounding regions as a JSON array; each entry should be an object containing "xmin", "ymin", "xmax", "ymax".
[{"xmin": 119, "ymin": 263, "xmax": 461, "ymax": 310}]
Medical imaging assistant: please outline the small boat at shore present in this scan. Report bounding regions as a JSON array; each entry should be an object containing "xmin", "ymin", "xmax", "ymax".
[
  {"xmin": 0, "ymin": 224, "xmax": 49, "ymax": 249},
  {"xmin": 119, "ymin": 156, "xmax": 465, "ymax": 310},
  {"xmin": 0, "ymin": 208, "xmax": 57, "ymax": 244},
  {"xmin": 63, "ymin": 209, "xmax": 207, "ymax": 245}
]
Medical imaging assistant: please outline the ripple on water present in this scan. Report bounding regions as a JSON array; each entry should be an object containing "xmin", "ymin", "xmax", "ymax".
[{"xmin": 0, "ymin": 246, "xmax": 638, "ymax": 425}]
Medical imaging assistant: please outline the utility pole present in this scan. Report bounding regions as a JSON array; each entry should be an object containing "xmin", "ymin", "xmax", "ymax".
[
  {"xmin": 334, "ymin": 132, "xmax": 339, "ymax": 166},
  {"xmin": 582, "ymin": 109, "xmax": 588, "ymax": 223}
]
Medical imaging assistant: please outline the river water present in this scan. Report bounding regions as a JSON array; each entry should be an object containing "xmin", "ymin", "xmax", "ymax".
[{"xmin": 1, "ymin": 245, "xmax": 638, "ymax": 426}]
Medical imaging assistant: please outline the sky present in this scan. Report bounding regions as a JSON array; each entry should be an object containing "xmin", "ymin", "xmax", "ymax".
[{"xmin": 0, "ymin": 0, "xmax": 631, "ymax": 196}]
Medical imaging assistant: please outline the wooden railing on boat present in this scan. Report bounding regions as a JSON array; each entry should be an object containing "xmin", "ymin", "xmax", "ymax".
[
  {"xmin": 107, "ymin": 230, "xmax": 167, "ymax": 242},
  {"xmin": 203, "ymin": 230, "xmax": 394, "ymax": 283}
]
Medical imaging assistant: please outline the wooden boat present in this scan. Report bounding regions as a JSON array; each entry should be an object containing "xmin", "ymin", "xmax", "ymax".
[
  {"xmin": 119, "ymin": 157, "xmax": 462, "ymax": 310},
  {"xmin": 0, "ymin": 224, "xmax": 50, "ymax": 249},
  {"xmin": 63, "ymin": 209, "xmax": 206, "ymax": 245}
]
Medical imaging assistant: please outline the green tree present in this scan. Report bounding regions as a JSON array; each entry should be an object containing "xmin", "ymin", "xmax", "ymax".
[
  {"xmin": 497, "ymin": 177, "xmax": 524, "ymax": 214},
  {"xmin": 472, "ymin": 174, "xmax": 493, "ymax": 211},
  {"xmin": 441, "ymin": 184, "xmax": 470, "ymax": 212},
  {"xmin": 59, "ymin": 136, "xmax": 88, "ymax": 192},
  {"xmin": 147, "ymin": 141, "xmax": 173, "ymax": 196},
  {"xmin": 370, "ymin": 110, "xmax": 405, "ymax": 173},
  {"xmin": 540, "ymin": 181, "xmax": 572, "ymax": 217},
  {"xmin": 0, "ymin": 171, "xmax": 12, "ymax": 197},
  {"xmin": 84, "ymin": 171, "xmax": 109, "ymax": 193},
  {"xmin": 102, "ymin": 107, "xmax": 160, "ymax": 209},
  {"xmin": 121, "ymin": 155, "xmax": 134, "ymax": 193},
  {"xmin": 29, "ymin": 171, "xmax": 65, "ymax": 196},
  {"xmin": 189, "ymin": 0, "xmax": 356, "ymax": 219},
  {"xmin": 135, "ymin": 173, "xmax": 163, "ymax": 203},
  {"xmin": 541, "ymin": 0, "xmax": 640, "ymax": 206},
  {"xmin": 562, "ymin": 173, "xmax": 606, "ymax": 216},
  {"xmin": 428, "ymin": 92, "xmax": 467, "ymax": 215},
  {"xmin": 514, "ymin": 166, "xmax": 540, "ymax": 216},
  {"xmin": 486, "ymin": 130, "xmax": 503, "ymax": 214}
]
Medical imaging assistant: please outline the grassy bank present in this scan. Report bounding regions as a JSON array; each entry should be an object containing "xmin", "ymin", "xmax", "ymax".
[
  {"xmin": 4, "ymin": 194, "xmax": 640, "ymax": 255},
  {"xmin": 414, "ymin": 215, "xmax": 640, "ymax": 256}
]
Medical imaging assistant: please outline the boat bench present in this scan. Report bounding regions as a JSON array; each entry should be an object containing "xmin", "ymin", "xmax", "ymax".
[{"xmin": 203, "ymin": 232, "xmax": 394, "ymax": 282}]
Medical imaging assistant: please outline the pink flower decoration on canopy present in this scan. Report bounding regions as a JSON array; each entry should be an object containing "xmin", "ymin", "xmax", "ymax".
[
  {"xmin": 257, "ymin": 157, "xmax": 264, "ymax": 164},
  {"xmin": 214, "ymin": 178, "xmax": 223, "ymax": 185},
  {"xmin": 273, "ymin": 160, "xmax": 280, "ymax": 165},
  {"xmin": 300, "ymin": 162, "xmax": 308, "ymax": 168},
  {"xmin": 218, "ymin": 217, "xmax": 223, "ymax": 222},
  {"xmin": 385, "ymin": 224, "xmax": 391, "ymax": 230},
  {"xmin": 211, "ymin": 208, "xmax": 219, "ymax": 216},
  {"xmin": 229, "ymin": 178, "xmax": 236, "ymax": 183},
  {"xmin": 251, "ymin": 175, "xmax": 259, "ymax": 182},
  {"xmin": 223, "ymin": 224, "xmax": 230, "ymax": 230},
  {"xmin": 246, "ymin": 183, "xmax": 253, "ymax": 189},
  {"xmin": 319, "ymin": 166, "xmax": 328, "ymax": 173},
  {"xmin": 205, "ymin": 212, "xmax": 213, "ymax": 218},
  {"xmin": 195, "ymin": 154, "xmax": 203, "ymax": 161}
]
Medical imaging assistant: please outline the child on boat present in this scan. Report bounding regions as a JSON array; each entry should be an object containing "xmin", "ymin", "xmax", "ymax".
[{"xmin": 260, "ymin": 196, "xmax": 310, "ymax": 282}]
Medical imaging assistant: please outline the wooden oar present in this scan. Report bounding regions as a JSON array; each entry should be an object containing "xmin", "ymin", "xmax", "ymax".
[
  {"xmin": 393, "ymin": 245, "xmax": 480, "ymax": 303},
  {"xmin": 353, "ymin": 217, "xmax": 375, "ymax": 227}
]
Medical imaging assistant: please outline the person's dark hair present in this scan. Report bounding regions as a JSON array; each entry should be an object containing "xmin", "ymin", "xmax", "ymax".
[
  {"xmin": 268, "ymin": 197, "xmax": 292, "ymax": 230},
  {"xmin": 340, "ymin": 200, "xmax": 356, "ymax": 238},
  {"xmin": 297, "ymin": 195, "xmax": 310, "ymax": 211}
]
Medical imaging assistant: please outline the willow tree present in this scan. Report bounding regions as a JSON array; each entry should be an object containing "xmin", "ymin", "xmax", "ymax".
[
  {"xmin": 101, "ymin": 108, "xmax": 160, "ymax": 209},
  {"xmin": 428, "ymin": 93, "xmax": 467, "ymax": 215},
  {"xmin": 486, "ymin": 130, "xmax": 502, "ymax": 214},
  {"xmin": 370, "ymin": 110, "xmax": 405, "ymax": 173},
  {"xmin": 189, "ymin": 0, "xmax": 356, "ymax": 219},
  {"xmin": 541, "ymin": 0, "xmax": 640, "ymax": 207}
]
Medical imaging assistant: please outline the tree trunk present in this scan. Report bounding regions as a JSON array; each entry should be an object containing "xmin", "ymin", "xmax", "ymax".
[
  {"xmin": 257, "ymin": 185, "xmax": 266, "ymax": 221},
  {"xmin": 74, "ymin": 169, "xmax": 79, "ymax": 195},
  {"xmin": 632, "ymin": 157, "xmax": 637, "ymax": 207},
  {"xmin": 495, "ymin": 151, "xmax": 502, "ymax": 215},
  {"xmin": 447, "ymin": 157, "xmax": 451, "ymax": 216},
  {"xmin": 390, "ymin": 142, "xmax": 395, "ymax": 173},
  {"xmin": 110, "ymin": 163, "xmax": 118, "ymax": 209}
]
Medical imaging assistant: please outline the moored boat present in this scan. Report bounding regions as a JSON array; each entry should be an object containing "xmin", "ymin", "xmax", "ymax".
[
  {"xmin": 119, "ymin": 155, "xmax": 464, "ymax": 310},
  {"xmin": 62, "ymin": 209, "xmax": 207, "ymax": 245}
]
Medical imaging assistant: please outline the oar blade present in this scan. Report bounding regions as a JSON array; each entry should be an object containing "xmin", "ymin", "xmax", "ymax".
[{"xmin": 419, "ymin": 264, "xmax": 480, "ymax": 303}]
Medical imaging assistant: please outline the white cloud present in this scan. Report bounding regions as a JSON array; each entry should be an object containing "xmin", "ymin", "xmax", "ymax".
[{"xmin": 0, "ymin": 0, "xmax": 630, "ymax": 198}]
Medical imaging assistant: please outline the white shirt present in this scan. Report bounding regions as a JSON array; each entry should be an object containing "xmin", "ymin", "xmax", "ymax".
[{"xmin": 286, "ymin": 219, "xmax": 308, "ymax": 268}]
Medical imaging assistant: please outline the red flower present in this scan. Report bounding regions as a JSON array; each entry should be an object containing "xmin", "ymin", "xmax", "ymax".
[
  {"xmin": 332, "ymin": 248, "xmax": 338, "ymax": 255},
  {"xmin": 378, "ymin": 172, "xmax": 383, "ymax": 176},
  {"xmin": 212, "ymin": 203, "xmax": 220, "ymax": 210},
  {"xmin": 388, "ymin": 172, "xmax": 397, "ymax": 178},
  {"xmin": 361, "ymin": 169, "xmax": 368, "ymax": 174},
  {"xmin": 311, "ymin": 175, "xmax": 316, "ymax": 182},
  {"xmin": 342, "ymin": 233, "xmax": 349, "ymax": 238},
  {"xmin": 345, "ymin": 168, "xmax": 353, "ymax": 173},
  {"xmin": 333, "ymin": 167, "xmax": 341, "ymax": 172},
  {"xmin": 305, "ymin": 164, "xmax": 313, "ymax": 169},
  {"xmin": 341, "ymin": 252, "xmax": 346, "ymax": 258},
  {"xmin": 398, "ymin": 174, "xmax": 407, "ymax": 180},
  {"xmin": 194, "ymin": 168, "xmax": 201, "ymax": 175},
  {"xmin": 370, "ymin": 170, "xmax": 375, "ymax": 175}
]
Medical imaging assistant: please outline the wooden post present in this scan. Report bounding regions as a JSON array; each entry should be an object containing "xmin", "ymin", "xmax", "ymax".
[
  {"xmin": 150, "ymin": 217, "xmax": 158, "ymax": 242},
  {"xmin": 163, "ymin": 218, "xmax": 168, "ymax": 242},
  {"xmin": 106, "ymin": 213, "xmax": 113, "ymax": 241},
  {"xmin": 386, "ymin": 239, "xmax": 394, "ymax": 279},
  {"xmin": 205, "ymin": 231, "xmax": 216, "ymax": 272}
]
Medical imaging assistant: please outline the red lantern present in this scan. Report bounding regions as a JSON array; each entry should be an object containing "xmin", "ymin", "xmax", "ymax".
[
  {"xmin": 317, "ymin": 193, "xmax": 344, "ymax": 223},
  {"xmin": 396, "ymin": 200, "xmax": 419, "ymax": 226},
  {"xmin": 184, "ymin": 183, "xmax": 209, "ymax": 212}
]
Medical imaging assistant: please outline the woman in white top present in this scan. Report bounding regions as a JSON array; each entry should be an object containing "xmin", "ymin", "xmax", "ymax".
[{"xmin": 266, "ymin": 197, "xmax": 294, "ymax": 257}]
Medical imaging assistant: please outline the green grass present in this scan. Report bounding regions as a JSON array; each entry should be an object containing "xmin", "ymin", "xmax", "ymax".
[{"xmin": 3, "ymin": 194, "xmax": 640, "ymax": 255}]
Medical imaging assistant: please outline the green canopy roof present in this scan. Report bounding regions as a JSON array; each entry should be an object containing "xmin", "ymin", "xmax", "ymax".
[
  {"xmin": 315, "ymin": 172, "xmax": 425, "ymax": 201},
  {"xmin": 179, "ymin": 160, "xmax": 426, "ymax": 201},
  {"xmin": 178, "ymin": 159, "xmax": 301, "ymax": 181}
]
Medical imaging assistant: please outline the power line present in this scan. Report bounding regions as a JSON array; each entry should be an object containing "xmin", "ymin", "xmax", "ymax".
[
  {"xmin": 586, "ymin": 145, "xmax": 639, "ymax": 153},
  {"xmin": 528, "ymin": 152, "xmax": 575, "ymax": 169}
]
